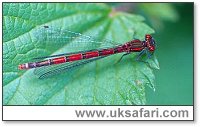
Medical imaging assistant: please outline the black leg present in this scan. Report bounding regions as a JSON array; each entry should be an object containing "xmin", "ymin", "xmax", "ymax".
[
  {"xmin": 115, "ymin": 52, "xmax": 130, "ymax": 64},
  {"xmin": 146, "ymin": 49, "xmax": 154, "ymax": 59},
  {"xmin": 136, "ymin": 48, "xmax": 149, "ymax": 64},
  {"xmin": 136, "ymin": 48, "xmax": 146, "ymax": 61}
]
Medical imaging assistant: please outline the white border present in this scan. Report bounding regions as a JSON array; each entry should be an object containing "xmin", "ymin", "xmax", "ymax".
[
  {"xmin": 0, "ymin": 0, "xmax": 199, "ymax": 126},
  {"xmin": 3, "ymin": 106, "xmax": 193, "ymax": 120}
]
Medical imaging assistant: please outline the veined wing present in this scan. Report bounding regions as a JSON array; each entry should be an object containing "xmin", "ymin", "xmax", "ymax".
[
  {"xmin": 32, "ymin": 26, "xmax": 120, "ymax": 55},
  {"xmin": 34, "ymin": 56, "xmax": 109, "ymax": 79}
]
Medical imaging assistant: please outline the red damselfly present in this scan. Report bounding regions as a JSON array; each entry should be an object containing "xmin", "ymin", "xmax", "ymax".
[{"xmin": 18, "ymin": 26, "xmax": 156, "ymax": 79}]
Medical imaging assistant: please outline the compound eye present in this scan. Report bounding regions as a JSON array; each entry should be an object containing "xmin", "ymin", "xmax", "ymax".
[{"xmin": 145, "ymin": 34, "xmax": 152, "ymax": 40}]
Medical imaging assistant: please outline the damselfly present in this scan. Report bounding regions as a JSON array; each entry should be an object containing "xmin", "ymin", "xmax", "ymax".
[{"xmin": 18, "ymin": 26, "xmax": 156, "ymax": 79}]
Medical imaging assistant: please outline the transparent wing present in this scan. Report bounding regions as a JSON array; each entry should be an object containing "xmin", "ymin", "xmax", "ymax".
[
  {"xmin": 34, "ymin": 56, "xmax": 108, "ymax": 79},
  {"xmin": 32, "ymin": 26, "xmax": 120, "ymax": 55},
  {"xmin": 31, "ymin": 26, "xmax": 121, "ymax": 79}
]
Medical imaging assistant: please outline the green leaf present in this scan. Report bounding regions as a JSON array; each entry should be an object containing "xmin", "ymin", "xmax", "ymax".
[{"xmin": 3, "ymin": 3, "xmax": 158, "ymax": 105}]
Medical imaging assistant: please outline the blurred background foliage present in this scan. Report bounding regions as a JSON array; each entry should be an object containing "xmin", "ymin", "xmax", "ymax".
[{"xmin": 109, "ymin": 3, "xmax": 193, "ymax": 105}]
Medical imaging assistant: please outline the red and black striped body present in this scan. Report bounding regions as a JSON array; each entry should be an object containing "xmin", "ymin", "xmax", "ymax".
[{"xmin": 18, "ymin": 34, "xmax": 155, "ymax": 70}]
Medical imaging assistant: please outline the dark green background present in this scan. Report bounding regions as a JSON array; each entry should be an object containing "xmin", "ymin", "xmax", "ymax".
[{"xmin": 145, "ymin": 4, "xmax": 193, "ymax": 105}]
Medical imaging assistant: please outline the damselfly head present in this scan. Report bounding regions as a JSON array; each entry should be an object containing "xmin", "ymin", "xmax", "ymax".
[{"xmin": 145, "ymin": 34, "xmax": 156, "ymax": 52}]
